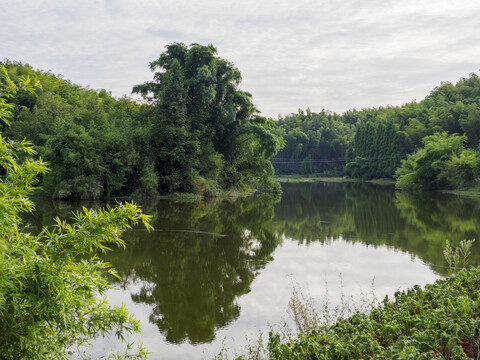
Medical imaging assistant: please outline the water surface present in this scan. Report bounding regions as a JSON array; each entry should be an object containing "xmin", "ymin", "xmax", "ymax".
[{"xmin": 26, "ymin": 182, "xmax": 480, "ymax": 359}]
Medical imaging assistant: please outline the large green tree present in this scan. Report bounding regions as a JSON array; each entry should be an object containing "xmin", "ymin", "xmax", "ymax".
[{"xmin": 133, "ymin": 43, "xmax": 284, "ymax": 194}]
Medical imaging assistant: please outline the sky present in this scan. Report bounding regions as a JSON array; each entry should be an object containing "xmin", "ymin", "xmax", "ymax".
[{"xmin": 2, "ymin": 0, "xmax": 479, "ymax": 118}]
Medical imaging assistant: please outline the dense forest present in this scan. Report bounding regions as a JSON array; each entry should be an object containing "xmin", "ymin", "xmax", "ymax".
[
  {"xmin": 273, "ymin": 73, "xmax": 480, "ymax": 190},
  {"xmin": 2, "ymin": 46, "xmax": 480, "ymax": 197},
  {"xmin": 0, "ymin": 43, "xmax": 283, "ymax": 199}
]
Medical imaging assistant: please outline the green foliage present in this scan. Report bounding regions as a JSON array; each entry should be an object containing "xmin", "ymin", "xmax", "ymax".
[
  {"xmin": 1, "ymin": 61, "xmax": 147, "ymax": 199},
  {"xmin": 5, "ymin": 63, "xmax": 480, "ymax": 195},
  {"xmin": 133, "ymin": 43, "xmax": 284, "ymax": 194},
  {"xmin": 346, "ymin": 120, "xmax": 400, "ymax": 179},
  {"xmin": 4, "ymin": 47, "xmax": 283, "ymax": 197},
  {"xmin": 231, "ymin": 268, "xmax": 480, "ymax": 359},
  {"xmin": 0, "ymin": 64, "xmax": 38, "ymax": 126},
  {"xmin": 300, "ymin": 154, "xmax": 313, "ymax": 174},
  {"xmin": 0, "ymin": 69, "xmax": 151, "ymax": 359},
  {"xmin": 438, "ymin": 150, "xmax": 479, "ymax": 188},
  {"xmin": 273, "ymin": 72, "xmax": 480, "ymax": 189},
  {"xmin": 134, "ymin": 162, "xmax": 159, "ymax": 198},
  {"xmin": 272, "ymin": 109, "xmax": 354, "ymax": 175},
  {"xmin": 395, "ymin": 132, "xmax": 469, "ymax": 190}
]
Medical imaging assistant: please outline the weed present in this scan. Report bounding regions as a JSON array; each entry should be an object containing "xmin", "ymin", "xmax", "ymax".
[
  {"xmin": 287, "ymin": 285, "xmax": 321, "ymax": 335},
  {"xmin": 443, "ymin": 239, "xmax": 476, "ymax": 274}
]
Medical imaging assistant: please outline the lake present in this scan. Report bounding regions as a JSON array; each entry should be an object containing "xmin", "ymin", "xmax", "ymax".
[{"xmin": 25, "ymin": 182, "xmax": 480, "ymax": 359}]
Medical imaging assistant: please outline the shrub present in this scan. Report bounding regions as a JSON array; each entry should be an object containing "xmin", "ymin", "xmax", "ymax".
[{"xmin": 0, "ymin": 65, "xmax": 151, "ymax": 359}]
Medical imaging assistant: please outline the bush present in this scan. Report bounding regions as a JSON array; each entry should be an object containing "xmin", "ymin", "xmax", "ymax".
[
  {"xmin": 0, "ymin": 66, "xmax": 151, "ymax": 359},
  {"xmin": 395, "ymin": 132, "xmax": 467, "ymax": 190},
  {"xmin": 438, "ymin": 149, "xmax": 477, "ymax": 188}
]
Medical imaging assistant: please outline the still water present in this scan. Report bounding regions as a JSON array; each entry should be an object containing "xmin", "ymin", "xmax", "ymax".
[{"xmin": 26, "ymin": 182, "xmax": 480, "ymax": 359}]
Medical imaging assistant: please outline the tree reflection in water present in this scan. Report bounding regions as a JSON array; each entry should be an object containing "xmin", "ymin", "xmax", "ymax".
[
  {"xmin": 275, "ymin": 182, "xmax": 480, "ymax": 273},
  {"xmin": 103, "ymin": 194, "xmax": 281, "ymax": 344}
]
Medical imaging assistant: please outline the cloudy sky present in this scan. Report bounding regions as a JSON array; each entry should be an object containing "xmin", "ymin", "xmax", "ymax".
[{"xmin": 2, "ymin": 0, "xmax": 479, "ymax": 118}]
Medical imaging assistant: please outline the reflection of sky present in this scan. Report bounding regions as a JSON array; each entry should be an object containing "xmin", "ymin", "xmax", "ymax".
[{"xmin": 80, "ymin": 237, "xmax": 441, "ymax": 359}]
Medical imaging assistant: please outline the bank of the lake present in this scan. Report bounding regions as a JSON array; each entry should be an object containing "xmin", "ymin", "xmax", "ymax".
[
  {"xmin": 235, "ymin": 267, "xmax": 480, "ymax": 359},
  {"xmin": 275, "ymin": 175, "xmax": 480, "ymax": 195},
  {"xmin": 275, "ymin": 175, "xmax": 351, "ymax": 183}
]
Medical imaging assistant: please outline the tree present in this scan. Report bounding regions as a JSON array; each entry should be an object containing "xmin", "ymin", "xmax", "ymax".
[
  {"xmin": 0, "ymin": 66, "xmax": 151, "ymax": 359},
  {"xmin": 345, "ymin": 120, "xmax": 399, "ymax": 179},
  {"xmin": 1, "ymin": 61, "xmax": 146, "ymax": 199},
  {"xmin": 133, "ymin": 43, "xmax": 284, "ymax": 194},
  {"xmin": 395, "ymin": 132, "xmax": 468, "ymax": 190},
  {"xmin": 272, "ymin": 110, "xmax": 354, "ymax": 175},
  {"xmin": 148, "ymin": 58, "xmax": 200, "ymax": 192}
]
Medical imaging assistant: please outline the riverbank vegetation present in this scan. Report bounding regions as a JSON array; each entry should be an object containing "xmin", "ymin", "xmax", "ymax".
[
  {"xmin": 217, "ymin": 237, "xmax": 479, "ymax": 360},
  {"xmin": 0, "ymin": 44, "xmax": 283, "ymax": 199},
  {"xmin": 0, "ymin": 67, "xmax": 151, "ymax": 359},
  {"xmin": 227, "ymin": 267, "xmax": 480, "ymax": 359},
  {"xmin": 272, "ymin": 72, "xmax": 480, "ymax": 191}
]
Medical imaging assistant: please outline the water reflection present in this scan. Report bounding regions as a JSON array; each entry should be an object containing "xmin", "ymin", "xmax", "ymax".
[
  {"xmin": 275, "ymin": 183, "xmax": 480, "ymax": 273},
  {"xmin": 24, "ymin": 183, "xmax": 480, "ymax": 350},
  {"xmin": 103, "ymin": 195, "xmax": 281, "ymax": 344}
]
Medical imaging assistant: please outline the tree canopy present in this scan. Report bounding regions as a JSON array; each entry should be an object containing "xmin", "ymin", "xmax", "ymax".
[
  {"xmin": 3, "ymin": 57, "xmax": 480, "ymax": 195},
  {"xmin": 1, "ymin": 46, "xmax": 283, "ymax": 198},
  {"xmin": 272, "ymin": 72, "xmax": 480, "ymax": 189},
  {"xmin": 133, "ymin": 43, "xmax": 284, "ymax": 194}
]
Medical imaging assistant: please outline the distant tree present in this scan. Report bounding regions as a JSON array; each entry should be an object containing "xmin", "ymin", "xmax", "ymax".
[
  {"xmin": 345, "ymin": 120, "xmax": 399, "ymax": 179},
  {"xmin": 272, "ymin": 109, "xmax": 354, "ymax": 175},
  {"xmin": 395, "ymin": 132, "xmax": 468, "ymax": 190}
]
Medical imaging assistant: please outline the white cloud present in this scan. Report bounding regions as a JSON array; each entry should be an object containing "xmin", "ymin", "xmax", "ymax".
[{"xmin": 1, "ymin": 0, "xmax": 479, "ymax": 117}]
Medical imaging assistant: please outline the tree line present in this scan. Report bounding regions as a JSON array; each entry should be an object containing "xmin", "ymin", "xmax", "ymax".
[
  {"xmin": 1, "ymin": 43, "xmax": 283, "ymax": 199},
  {"xmin": 273, "ymin": 72, "xmax": 480, "ymax": 190},
  {"xmin": 3, "ymin": 48, "xmax": 480, "ymax": 196}
]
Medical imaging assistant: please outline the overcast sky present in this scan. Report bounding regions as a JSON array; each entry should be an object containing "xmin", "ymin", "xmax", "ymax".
[{"xmin": 2, "ymin": 0, "xmax": 479, "ymax": 118}]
